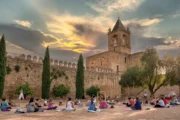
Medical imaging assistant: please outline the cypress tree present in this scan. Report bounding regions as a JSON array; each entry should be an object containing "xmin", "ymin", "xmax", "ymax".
[
  {"xmin": 41, "ymin": 47, "xmax": 51, "ymax": 99},
  {"xmin": 0, "ymin": 35, "xmax": 7, "ymax": 98},
  {"xmin": 75, "ymin": 54, "xmax": 84, "ymax": 99}
]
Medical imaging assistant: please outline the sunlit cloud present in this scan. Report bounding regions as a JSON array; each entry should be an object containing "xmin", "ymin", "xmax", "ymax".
[
  {"xmin": 123, "ymin": 18, "xmax": 163, "ymax": 27},
  {"xmin": 87, "ymin": 0, "xmax": 145, "ymax": 15},
  {"xmin": 45, "ymin": 13, "xmax": 114, "ymax": 53},
  {"xmin": 13, "ymin": 20, "xmax": 32, "ymax": 28}
]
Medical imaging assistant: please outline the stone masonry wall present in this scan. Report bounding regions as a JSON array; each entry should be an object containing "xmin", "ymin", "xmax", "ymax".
[{"xmin": 4, "ymin": 54, "xmax": 121, "ymax": 98}]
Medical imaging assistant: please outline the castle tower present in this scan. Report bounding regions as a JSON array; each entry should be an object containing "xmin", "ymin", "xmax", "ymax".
[{"xmin": 108, "ymin": 17, "xmax": 131, "ymax": 54}]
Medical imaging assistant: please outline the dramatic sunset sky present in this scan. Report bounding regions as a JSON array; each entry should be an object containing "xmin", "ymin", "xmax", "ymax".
[{"xmin": 0, "ymin": 0, "xmax": 180, "ymax": 62}]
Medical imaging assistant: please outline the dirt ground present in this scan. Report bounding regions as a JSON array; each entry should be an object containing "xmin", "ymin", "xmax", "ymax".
[{"xmin": 0, "ymin": 100, "xmax": 180, "ymax": 120}]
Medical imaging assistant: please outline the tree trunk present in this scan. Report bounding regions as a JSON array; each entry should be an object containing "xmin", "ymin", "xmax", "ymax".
[
  {"xmin": 179, "ymin": 85, "xmax": 180, "ymax": 97},
  {"xmin": 149, "ymin": 88, "xmax": 155, "ymax": 97}
]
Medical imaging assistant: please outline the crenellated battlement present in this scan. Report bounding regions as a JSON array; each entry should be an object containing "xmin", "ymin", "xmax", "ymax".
[{"xmin": 7, "ymin": 54, "xmax": 115, "ymax": 74}]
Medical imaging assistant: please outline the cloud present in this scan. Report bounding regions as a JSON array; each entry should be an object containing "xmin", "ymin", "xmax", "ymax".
[
  {"xmin": 6, "ymin": 41, "xmax": 37, "ymax": 57},
  {"xmin": 0, "ymin": 24, "xmax": 88, "ymax": 62},
  {"xmin": 125, "ymin": 22, "xmax": 180, "ymax": 56},
  {"xmin": 123, "ymin": 18, "xmax": 163, "ymax": 27},
  {"xmin": 172, "ymin": 13, "xmax": 180, "ymax": 18},
  {"xmin": 45, "ymin": 13, "xmax": 114, "ymax": 53},
  {"xmin": 155, "ymin": 40, "xmax": 180, "ymax": 50},
  {"xmin": 14, "ymin": 20, "xmax": 32, "ymax": 28},
  {"xmin": 87, "ymin": 0, "xmax": 145, "ymax": 15},
  {"xmin": 0, "ymin": 24, "xmax": 57, "ymax": 55}
]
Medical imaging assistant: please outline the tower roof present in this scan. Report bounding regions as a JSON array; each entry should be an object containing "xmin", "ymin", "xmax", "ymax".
[{"xmin": 112, "ymin": 18, "xmax": 126, "ymax": 32}]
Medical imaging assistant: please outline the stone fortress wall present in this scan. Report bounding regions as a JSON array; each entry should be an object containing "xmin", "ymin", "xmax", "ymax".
[{"xmin": 4, "ymin": 54, "xmax": 121, "ymax": 98}]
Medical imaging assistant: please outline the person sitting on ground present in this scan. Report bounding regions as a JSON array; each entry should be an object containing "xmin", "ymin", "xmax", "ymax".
[
  {"xmin": 123, "ymin": 97, "xmax": 132, "ymax": 107},
  {"xmin": 1, "ymin": 98, "xmax": 11, "ymax": 111},
  {"xmin": 163, "ymin": 97, "xmax": 170, "ymax": 108},
  {"xmin": 130, "ymin": 98, "xmax": 135, "ymax": 106},
  {"xmin": 27, "ymin": 97, "xmax": 39, "ymax": 112},
  {"xmin": 99, "ymin": 98, "xmax": 108, "ymax": 109},
  {"xmin": 170, "ymin": 95, "xmax": 180, "ymax": 105},
  {"xmin": 150, "ymin": 97, "xmax": 157, "ymax": 105},
  {"xmin": 131, "ymin": 98, "xmax": 142, "ymax": 110},
  {"xmin": 155, "ymin": 97, "xmax": 165, "ymax": 108},
  {"xmin": 88, "ymin": 98, "xmax": 96, "ymax": 112},
  {"xmin": 35, "ymin": 98, "xmax": 42, "ymax": 108},
  {"xmin": 65, "ymin": 97, "xmax": 76, "ymax": 111},
  {"xmin": 47, "ymin": 99, "xmax": 57, "ymax": 110}
]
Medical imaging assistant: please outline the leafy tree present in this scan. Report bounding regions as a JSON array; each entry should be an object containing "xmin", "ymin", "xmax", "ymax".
[
  {"xmin": 41, "ymin": 47, "xmax": 64, "ymax": 99},
  {"xmin": 6, "ymin": 66, "xmax": 12, "ymax": 74},
  {"xmin": 140, "ymin": 48, "xmax": 175, "ymax": 96},
  {"xmin": 170, "ymin": 55, "xmax": 180, "ymax": 96},
  {"xmin": 119, "ymin": 48, "xmax": 176, "ymax": 97},
  {"xmin": 119, "ymin": 66, "xmax": 146, "ymax": 96},
  {"xmin": 119, "ymin": 66, "xmax": 144, "ymax": 88},
  {"xmin": 0, "ymin": 35, "xmax": 7, "ymax": 98},
  {"xmin": 52, "ymin": 84, "xmax": 70, "ymax": 98},
  {"xmin": 15, "ymin": 83, "xmax": 34, "ymax": 98},
  {"xmin": 75, "ymin": 54, "xmax": 84, "ymax": 99},
  {"xmin": 86, "ymin": 86, "xmax": 100, "ymax": 97},
  {"xmin": 42, "ymin": 47, "xmax": 51, "ymax": 99},
  {"xmin": 14, "ymin": 65, "xmax": 20, "ymax": 72}
]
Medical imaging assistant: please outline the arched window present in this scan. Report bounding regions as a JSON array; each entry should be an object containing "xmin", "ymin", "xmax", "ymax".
[{"xmin": 113, "ymin": 35, "xmax": 118, "ymax": 47}]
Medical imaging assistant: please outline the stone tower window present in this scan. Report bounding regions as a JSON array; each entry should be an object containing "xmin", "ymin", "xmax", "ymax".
[
  {"xmin": 125, "ymin": 57, "xmax": 127, "ymax": 63},
  {"xmin": 113, "ymin": 35, "xmax": 118, "ymax": 47},
  {"xmin": 117, "ymin": 65, "xmax": 119, "ymax": 73}
]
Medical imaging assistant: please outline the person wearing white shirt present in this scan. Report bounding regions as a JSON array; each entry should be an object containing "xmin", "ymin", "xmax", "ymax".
[{"xmin": 155, "ymin": 97, "xmax": 165, "ymax": 108}]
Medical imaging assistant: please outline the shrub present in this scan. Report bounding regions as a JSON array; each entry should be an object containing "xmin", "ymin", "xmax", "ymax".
[
  {"xmin": 14, "ymin": 65, "xmax": 20, "ymax": 72},
  {"xmin": 6, "ymin": 66, "xmax": 12, "ymax": 74},
  {"xmin": 86, "ymin": 86, "xmax": 100, "ymax": 97},
  {"xmin": 15, "ymin": 83, "xmax": 34, "ymax": 98},
  {"xmin": 52, "ymin": 84, "xmax": 70, "ymax": 98}
]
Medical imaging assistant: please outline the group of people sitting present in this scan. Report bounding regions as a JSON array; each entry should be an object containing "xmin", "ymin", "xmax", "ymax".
[
  {"xmin": 87, "ymin": 96, "xmax": 115, "ymax": 112},
  {"xmin": 150, "ymin": 95, "xmax": 180, "ymax": 108},
  {"xmin": 122, "ymin": 94, "xmax": 180, "ymax": 110},
  {"xmin": 1, "ymin": 94, "xmax": 180, "ymax": 113},
  {"xmin": 0, "ymin": 97, "xmax": 19, "ymax": 111},
  {"xmin": 27, "ymin": 97, "xmax": 76, "ymax": 113},
  {"xmin": 123, "ymin": 97, "xmax": 142, "ymax": 110},
  {"xmin": 0, "ymin": 97, "xmax": 77, "ymax": 113}
]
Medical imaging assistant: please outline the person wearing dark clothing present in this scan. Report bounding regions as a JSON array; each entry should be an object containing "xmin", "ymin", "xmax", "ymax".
[{"xmin": 131, "ymin": 98, "xmax": 142, "ymax": 110}]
